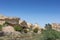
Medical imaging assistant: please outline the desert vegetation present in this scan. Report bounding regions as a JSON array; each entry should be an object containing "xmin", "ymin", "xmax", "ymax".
[{"xmin": 0, "ymin": 22, "xmax": 60, "ymax": 40}]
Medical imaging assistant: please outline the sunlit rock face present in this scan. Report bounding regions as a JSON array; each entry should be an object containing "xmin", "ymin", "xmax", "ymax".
[
  {"xmin": 0, "ymin": 14, "xmax": 7, "ymax": 25},
  {"xmin": 2, "ymin": 25, "xmax": 15, "ymax": 35},
  {"xmin": 19, "ymin": 20, "xmax": 33, "ymax": 28},
  {"xmin": 19, "ymin": 20, "xmax": 23, "ymax": 24},
  {"xmin": 27, "ymin": 23, "xmax": 33, "ymax": 28},
  {"xmin": 33, "ymin": 23, "xmax": 40, "ymax": 30},
  {"xmin": 5, "ymin": 17, "xmax": 20, "ymax": 25},
  {"xmin": 0, "ymin": 14, "xmax": 20, "ymax": 25},
  {"xmin": 19, "ymin": 20, "xmax": 28, "ymax": 29},
  {"xmin": 51, "ymin": 23, "xmax": 60, "ymax": 31}
]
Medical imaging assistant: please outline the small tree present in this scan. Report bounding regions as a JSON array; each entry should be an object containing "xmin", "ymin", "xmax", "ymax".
[
  {"xmin": 40, "ymin": 23, "xmax": 60, "ymax": 40},
  {"xmin": 45, "ymin": 23, "xmax": 52, "ymax": 30},
  {"xmin": 33, "ymin": 27, "xmax": 39, "ymax": 33},
  {"xmin": 24, "ymin": 29, "xmax": 28, "ymax": 33}
]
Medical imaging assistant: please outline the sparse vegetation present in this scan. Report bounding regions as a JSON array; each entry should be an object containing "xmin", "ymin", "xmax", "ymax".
[
  {"xmin": 33, "ymin": 27, "xmax": 39, "ymax": 33},
  {"xmin": 14, "ymin": 25, "xmax": 23, "ymax": 32},
  {"xmin": 24, "ymin": 29, "xmax": 28, "ymax": 33},
  {"xmin": 0, "ymin": 23, "xmax": 60, "ymax": 40},
  {"xmin": 0, "ymin": 17, "xmax": 60, "ymax": 40},
  {"xmin": 40, "ymin": 24, "xmax": 60, "ymax": 40}
]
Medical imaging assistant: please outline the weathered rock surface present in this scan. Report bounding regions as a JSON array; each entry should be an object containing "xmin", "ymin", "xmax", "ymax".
[{"xmin": 2, "ymin": 25, "xmax": 15, "ymax": 35}]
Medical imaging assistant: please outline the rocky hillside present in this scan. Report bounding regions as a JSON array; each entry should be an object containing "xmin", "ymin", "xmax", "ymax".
[
  {"xmin": 0, "ymin": 14, "xmax": 60, "ymax": 40},
  {"xmin": 0, "ymin": 14, "xmax": 41, "ymax": 36}
]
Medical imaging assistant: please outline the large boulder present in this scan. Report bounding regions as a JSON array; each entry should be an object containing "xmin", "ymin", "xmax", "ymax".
[{"xmin": 2, "ymin": 25, "xmax": 15, "ymax": 35}]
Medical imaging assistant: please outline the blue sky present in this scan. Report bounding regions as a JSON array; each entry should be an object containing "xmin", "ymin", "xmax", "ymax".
[{"xmin": 0, "ymin": 0, "xmax": 60, "ymax": 27}]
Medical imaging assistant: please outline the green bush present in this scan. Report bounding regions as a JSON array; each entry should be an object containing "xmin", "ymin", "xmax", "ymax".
[
  {"xmin": 24, "ymin": 29, "xmax": 28, "ymax": 33},
  {"xmin": 14, "ymin": 25, "xmax": 23, "ymax": 32},
  {"xmin": 33, "ymin": 28, "xmax": 38, "ymax": 33},
  {"xmin": 41, "ymin": 26, "xmax": 60, "ymax": 40}
]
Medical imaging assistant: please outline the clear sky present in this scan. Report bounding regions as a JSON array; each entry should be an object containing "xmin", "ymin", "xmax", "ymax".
[{"xmin": 0, "ymin": 0, "xmax": 60, "ymax": 27}]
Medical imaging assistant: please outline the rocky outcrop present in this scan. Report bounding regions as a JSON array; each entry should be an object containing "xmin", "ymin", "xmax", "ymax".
[
  {"xmin": 19, "ymin": 20, "xmax": 28, "ymax": 29},
  {"xmin": 0, "ymin": 14, "xmax": 41, "ymax": 34},
  {"xmin": 2, "ymin": 25, "xmax": 15, "ymax": 35},
  {"xmin": 0, "ymin": 15, "xmax": 7, "ymax": 25},
  {"xmin": 33, "ymin": 23, "xmax": 40, "ymax": 30},
  {"xmin": 27, "ymin": 23, "xmax": 33, "ymax": 28},
  {"xmin": 5, "ymin": 17, "xmax": 20, "ymax": 25},
  {"xmin": 0, "ymin": 14, "xmax": 20, "ymax": 25},
  {"xmin": 51, "ymin": 23, "xmax": 60, "ymax": 31}
]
